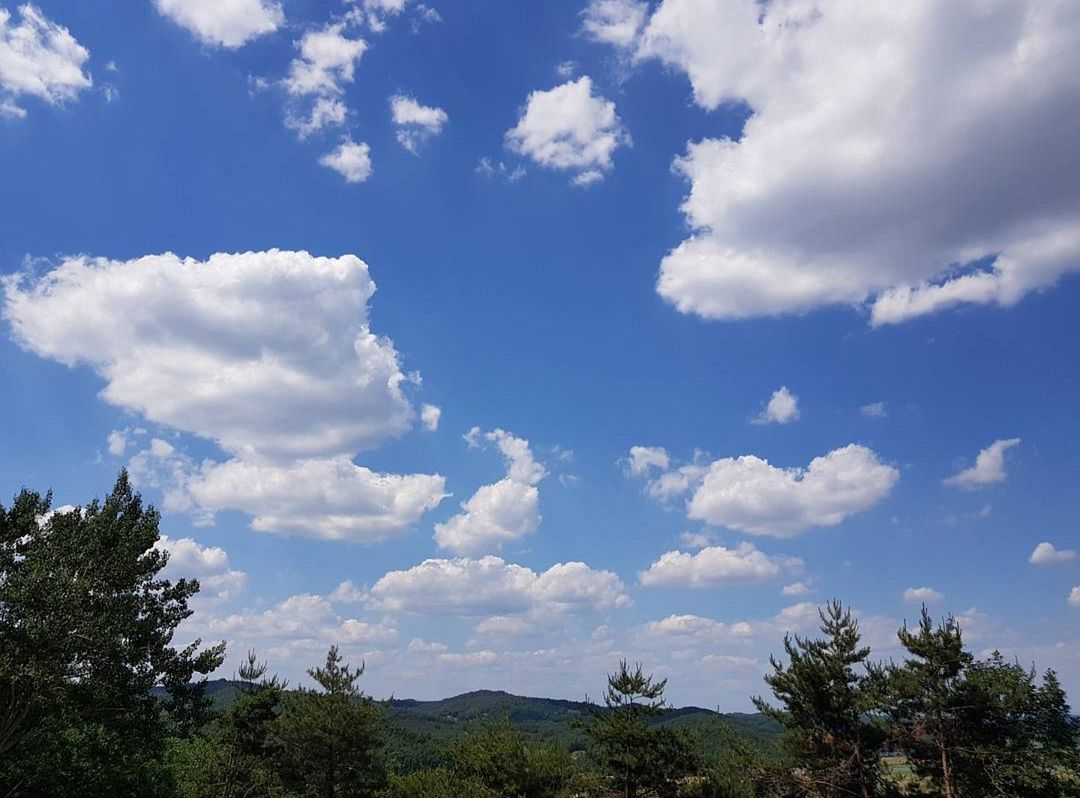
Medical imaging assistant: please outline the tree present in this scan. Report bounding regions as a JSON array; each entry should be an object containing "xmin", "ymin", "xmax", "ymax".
[
  {"xmin": 448, "ymin": 717, "xmax": 572, "ymax": 798},
  {"xmin": 382, "ymin": 769, "xmax": 495, "ymax": 798},
  {"xmin": 955, "ymin": 655, "xmax": 1080, "ymax": 797},
  {"xmin": 0, "ymin": 472, "xmax": 225, "ymax": 797},
  {"xmin": 882, "ymin": 617, "xmax": 1080, "ymax": 798},
  {"xmin": 753, "ymin": 601, "xmax": 884, "ymax": 798},
  {"xmin": 198, "ymin": 649, "xmax": 289, "ymax": 798},
  {"xmin": 273, "ymin": 645, "xmax": 386, "ymax": 798},
  {"xmin": 580, "ymin": 660, "xmax": 698, "ymax": 797},
  {"xmin": 877, "ymin": 607, "xmax": 972, "ymax": 798}
]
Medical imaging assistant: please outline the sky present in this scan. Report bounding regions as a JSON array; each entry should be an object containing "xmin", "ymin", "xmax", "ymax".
[{"xmin": 1, "ymin": 0, "xmax": 1079, "ymax": 710}]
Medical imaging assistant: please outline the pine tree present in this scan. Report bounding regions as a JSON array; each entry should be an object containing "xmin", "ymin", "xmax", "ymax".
[
  {"xmin": 879, "ymin": 607, "xmax": 971, "ymax": 798},
  {"xmin": 883, "ymin": 638, "xmax": 1080, "ymax": 798},
  {"xmin": 273, "ymin": 645, "xmax": 386, "ymax": 798},
  {"xmin": 753, "ymin": 601, "xmax": 884, "ymax": 798},
  {"xmin": 213, "ymin": 650, "xmax": 289, "ymax": 798},
  {"xmin": 580, "ymin": 660, "xmax": 698, "ymax": 798}
]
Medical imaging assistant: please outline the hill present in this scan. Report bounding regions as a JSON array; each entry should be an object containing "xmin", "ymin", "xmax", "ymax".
[
  {"xmin": 176, "ymin": 682, "xmax": 782, "ymax": 772},
  {"xmin": 382, "ymin": 689, "xmax": 780, "ymax": 772}
]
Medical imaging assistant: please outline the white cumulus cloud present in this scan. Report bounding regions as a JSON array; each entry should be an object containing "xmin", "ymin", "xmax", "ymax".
[
  {"xmin": 639, "ymin": 542, "xmax": 802, "ymax": 588},
  {"xmin": 207, "ymin": 593, "xmax": 397, "ymax": 644},
  {"xmin": 180, "ymin": 457, "xmax": 446, "ymax": 542},
  {"xmin": 156, "ymin": 534, "xmax": 247, "ymax": 601},
  {"xmin": 370, "ymin": 556, "xmax": 629, "ymax": 616},
  {"xmin": 434, "ymin": 428, "xmax": 547, "ymax": 555},
  {"xmin": 624, "ymin": 445, "xmax": 670, "ymax": 476},
  {"xmin": 5, "ymin": 251, "xmax": 412, "ymax": 460},
  {"xmin": 155, "ymin": 0, "xmax": 284, "ymax": 48},
  {"xmin": 944, "ymin": 438, "xmax": 1021, "ymax": 488},
  {"xmin": 420, "ymin": 403, "xmax": 441, "ymax": 431},
  {"xmin": 0, "ymin": 4, "xmax": 92, "ymax": 117},
  {"xmin": 1029, "ymin": 542, "xmax": 1076, "ymax": 566},
  {"xmin": 285, "ymin": 23, "xmax": 367, "ymax": 99},
  {"xmin": 638, "ymin": 444, "xmax": 898, "ymax": 537},
  {"xmin": 593, "ymin": 0, "xmax": 1080, "ymax": 324},
  {"xmin": 505, "ymin": 76, "xmax": 630, "ymax": 186},
  {"xmin": 1070, "ymin": 587, "xmax": 1080, "ymax": 609},
  {"xmin": 320, "ymin": 139, "xmax": 373, "ymax": 183},
  {"xmin": 390, "ymin": 94, "xmax": 447, "ymax": 153},
  {"xmin": 752, "ymin": 386, "xmax": 799, "ymax": 425},
  {"xmin": 904, "ymin": 587, "xmax": 943, "ymax": 605},
  {"xmin": 581, "ymin": 0, "xmax": 648, "ymax": 49},
  {"xmin": 4, "ymin": 250, "xmax": 446, "ymax": 541}
]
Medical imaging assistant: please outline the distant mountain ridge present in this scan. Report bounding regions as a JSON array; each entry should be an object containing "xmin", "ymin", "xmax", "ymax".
[{"xmin": 184, "ymin": 680, "xmax": 782, "ymax": 771}]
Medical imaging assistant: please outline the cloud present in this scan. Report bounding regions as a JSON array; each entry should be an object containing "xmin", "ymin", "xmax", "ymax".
[
  {"xmin": 5, "ymin": 251, "xmax": 412, "ymax": 460},
  {"xmin": 284, "ymin": 23, "xmax": 367, "ymax": 99},
  {"xmin": 390, "ymin": 94, "xmax": 447, "ymax": 153},
  {"xmin": 106, "ymin": 429, "xmax": 129, "ymax": 456},
  {"xmin": 434, "ymin": 428, "xmax": 547, "ymax": 555},
  {"xmin": 781, "ymin": 581, "xmax": 812, "ymax": 597},
  {"xmin": 555, "ymin": 60, "xmax": 576, "ymax": 79},
  {"xmin": 0, "ymin": 4, "xmax": 92, "ymax": 117},
  {"xmin": 624, "ymin": 445, "xmax": 670, "ymax": 476},
  {"xmin": 641, "ymin": 602, "xmax": 820, "ymax": 647},
  {"xmin": 437, "ymin": 650, "xmax": 498, "ymax": 667},
  {"xmin": 474, "ymin": 616, "xmax": 531, "ymax": 636},
  {"xmin": 505, "ymin": 76, "xmax": 630, "ymax": 185},
  {"xmin": 1030, "ymin": 542, "xmax": 1076, "ymax": 566},
  {"xmin": 286, "ymin": 97, "xmax": 348, "ymax": 140},
  {"xmin": 320, "ymin": 139, "xmax": 373, "ymax": 183},
  {"xmin": 155, "ymin": 0, "xmax": 284, "ymax": 48},
  {"xmin": 156, "ymin": 534, "xmax": 246, "ymax": 601},
  {"xmin": 903, "ymin": 587, "xmax": 943, "ymax": 605},
  {"xmin": 860, "ymin": 402, "xmax": 888, "ymax": 419},
  {"xmin": 637, "ymin": 444, "xmax": 897, "ymax": 537},
  {"xmin": 639, "ymin": 542, "xmax": 802, "ymax": 588},
  {"xmin": 207, "ymin": 593, "xmax": 397, "ymax": 644},
  {"xmin": 370, "ymin": 556, "xmax": 629, "ymax": 616},
  {"xmin": 591, "ymin": 0, "xmax": 1080, "ymax": 323},
  {"xmin": 1070, "ymin": 587, "xmax": 1080, "ymax": 609},
  {"xmin": 5, "ymin": 250, "xmax": 446, "ymax": 541},
  {"xmin": 178, "ymin": 457, "xmax": 446, "ymax": 542},
  {"xmin": 678, "ymin": 531, "xmax": 711, "ymax": 550},
  {"xmin": 420, "ymin": 403, "xmax": 441, "ymax": 432},
  {"xmin": 752, "ymin": 386, "xmax": 799, "ymax": 425},
  {"xmin": 357, "ymin": 0, "xmax": 407, "ymax": 34},
  {"xmin": 943, "ymin": 438, "xmax": 1021, "ymax": 488},
  {"xmin": 476, "ymin": 158, "xmax": 526, "ymax": 182},
  {"xmin": 581, "ymin": 0, "xmax": 648, "ymax": 48}
]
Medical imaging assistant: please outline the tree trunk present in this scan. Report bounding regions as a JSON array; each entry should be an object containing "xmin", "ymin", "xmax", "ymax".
[{"xmin": 940, "ymin": 739, "xmax": 955, "ymax": 798}]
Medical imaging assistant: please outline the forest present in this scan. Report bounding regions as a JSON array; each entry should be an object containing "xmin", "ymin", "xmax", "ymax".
[{"xmin": 1, "ymin": 474, "xmax": 1077, "ymax": 798}]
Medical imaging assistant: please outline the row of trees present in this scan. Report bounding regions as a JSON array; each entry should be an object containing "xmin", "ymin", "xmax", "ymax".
[{"xmin": 2, "ymin": 474, "xmax": 1078, "ymax": 797}]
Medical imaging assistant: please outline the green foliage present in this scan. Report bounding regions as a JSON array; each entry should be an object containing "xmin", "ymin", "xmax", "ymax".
[
  {"xmin": 880, "ymin": 608, "xmax": 1080, "ymax": 797},
  {"xmin": 199, "ymin": 650, "xmax": 291, "ymax": 798},
  {"xmin": 579, "ymin": 660, "xmax": 700, "ymax": 797},
  {"xmin": 382, "ymin": 768, "xmax": 496, "ymax": 798},
  {"xmin": 753, "ymin": 601, "xmax": 885, "ymax": 798},
  {"xmin": 272, "ymin": 645, "xmax": 387, "ymax": 798},
  {"xmin": 448, "ymin": 716, "xmax": 574, "ymax": 797},
  {"xmin": 380, "ymin": 689, "xmax": 781, "ymax": 768},
  {"xmin": 0, "ymin": 472, "xmax": 224, "ymax": 797},
  {"xmin": 877, "ymin": 607, "xmax": 971, "ymax": 798}
]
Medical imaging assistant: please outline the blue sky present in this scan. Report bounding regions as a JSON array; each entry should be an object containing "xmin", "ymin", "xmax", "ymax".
[{"xmin": 2, "ymin": 0, "xmax": 1079, "ymax": 709}]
